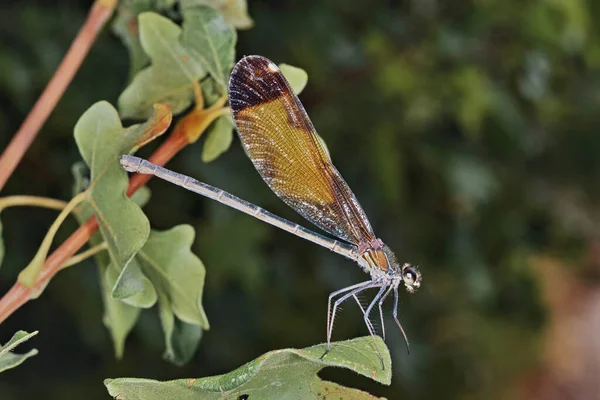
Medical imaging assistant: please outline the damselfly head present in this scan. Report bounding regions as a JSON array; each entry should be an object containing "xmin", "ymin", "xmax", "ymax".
[{"xmin": 401, "ymin": 263, "xmax": 421, "ymax": 293}]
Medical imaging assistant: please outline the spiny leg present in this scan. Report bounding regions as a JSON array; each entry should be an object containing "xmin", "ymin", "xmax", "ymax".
[
  {"xmin": 322, "ymin": 284, "xmax": 378, "ymax": 360},
  {"xmin": 363, "ymin": 285, "xmax": 389, "ymax": 369},
  {"xmin": 377, "ymin": 285, "xmax": 395, "ymax": 341},
  {"xmin": 393, "ymin": 286, "xmax": 411, "ymax": 354},
  {"xmin": 352, "ymin": 294, "xmax": 377, "ymax": 335},
  {"xmin": 321, "ymin": 281, "xmax": 379, "ymax": 360},
  {"xmin": 353, "ymin": 294, "xmax": 380, "ymax": 346},
  {"xmin": 327, "ymin": 283, "xmax": 379, "ymax": 346},
  {"xmin": 325, "ymin": 280, "xmax": 374, "ymax": 348}
]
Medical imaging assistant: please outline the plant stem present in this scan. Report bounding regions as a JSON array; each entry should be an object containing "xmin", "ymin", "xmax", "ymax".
[
  {"xmin": 0, "ymin": 0, "xmax": 117, "ymax": 191},
  {"xmin": 0, "ymin": 196, "xmax": 68, "ymax": 212},
  {"xmin": 0, "ymin": 130, "xmax": 189, "ymax": 324},
  {"xmin": 18, "ymin": 192, "xmax": 88, "ymax": 288},
  {"xmin": 61, "ymin": 242, "xmax": 108, "ymax": 270}
]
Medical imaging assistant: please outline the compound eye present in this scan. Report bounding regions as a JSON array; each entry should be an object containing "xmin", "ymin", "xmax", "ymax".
[
  {"xmin": 404, "ymin": 268, "xmax": 417, "ymax": 285},
  {"xmin": 401, "ymin": 264, "xmax": 421, "ymax": 292}
]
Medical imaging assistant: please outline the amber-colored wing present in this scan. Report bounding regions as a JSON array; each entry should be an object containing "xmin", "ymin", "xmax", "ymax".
[{"xmin": 228, "ymin": 55, "xmax": 376, "ymax": 245}]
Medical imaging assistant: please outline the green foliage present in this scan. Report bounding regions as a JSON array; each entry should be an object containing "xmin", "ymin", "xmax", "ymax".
[
  {"xmin": 279, "ymin": 63, "xmax": 308, "ymax": 94},
  {"xmin": 189, "ymin": 0, "xmax": 253, "ymax": 29},
  {"xmin": 136, "ymin": 225, "xmax": 209, "ymax": 364},
  {"xmin": 72, "ymin": 162, "xmax": 152, "ymax": 359},
  {"xmin": 201, "ymin": 114, "xmax": 234, "ymax": 162},
  {"xmin": 74, "ymin": 101, "xmax": 152, "ymax": 272},
  {"xmin": 72, "ymin": 102, "xmax": 209, "ymax": 363},
  {"xmin": 105, "ymin": 336, "xmax": 390, "ymax": 399},
  {"xmin": 180, "ymin": 3, "xmax": 236, "ymax": 90},
  {"xmin": 73, "ymin": 102, "xmax": 154, "ymax": 357},
  {"xmin": 0, "ymin": 331, "xmax": 38, "ymax": 373},
  {"xmin": 111, "ymin": 0, "xmax": 177, "ymax": 79},
  {"xmin": 118, "ymin": 5, "xmax": 236, "ymax": 119},
  {"xmin": 118, "ymin": 12, "xmax": 206, "ymax": 119}
]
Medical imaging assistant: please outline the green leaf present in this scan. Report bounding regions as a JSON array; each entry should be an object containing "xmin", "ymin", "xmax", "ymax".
[
  {"xmin": 201, "ymin": 115, "xmax": 234, "ymax": 162},
  {"xmin": 112, "ymin": 1, "xmax": 180, "ymax": 78},
  {"xmin": 72, "ymin": 162, "xmax": 137, "ymax": 359},
  {"xmin": 106, "ymin": 224, "xmax": 208, "ymax": 364},
  {"xmin": 71, "ymin": 161, "xmax": 90, "ymax": 196},
  {"xmin": 74, "ymin": 101, "xmax": 151, "ymax": 271},
  {"xmin": 279, "ymin": 63, "xmax": 308, "ymax": 95},
  {"xmin": 125, "ymin": 225, "xmax": 209, "ymax": 364},
  {"xmin": 74, "ymin": 161, "xmax": 151, "ymax": 208},
  {"xmin": 118, "ymin": 12, "xmax": 208, "ymax": 119},
  {"xmin": 100, "ymin": 269, "xmax": 141, "ymax": 359},
  {"xmin": 181, "ymin": 5, "xmax": 236, "ymax": 90},
  {"xmin": 184, "ymin": 0, "xmax": 254, "ymax": 29},
  {"xmin": 105, "ymin": 336, "xmax": 390, "ymax": 399},
  {"xmin": 112, "ymin": 2, "xmax": 150, "ymax": 79},
  {"xmin": 158, "ymin": 290, "xmax": 203, "ymax": 365},
  {"xmin": 73, "ymin": 102, "xmax": 169, "ymax": 358},
  {"xmin": 138, "ymin": 225, "xmax": 209, "ymax": 328},
  {"xmin": 0, "ymin": 331, "xmax": 38, "ymax": 373},
  {"xmin": 106, "ymin": 259, "xmax": 157, "ymax": 308},
  {"xmin": 72, "ymin": 130, "xmax": 207, "ymax": 363}
]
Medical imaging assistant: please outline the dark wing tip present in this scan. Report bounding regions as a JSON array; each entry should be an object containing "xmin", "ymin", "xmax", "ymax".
[{"xmin": 228, "ymin": 55, "xmax": 289, "ymax": 115}]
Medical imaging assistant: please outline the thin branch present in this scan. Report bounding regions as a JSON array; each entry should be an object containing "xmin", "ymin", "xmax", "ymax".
[
  {"xmin": 0, "ymin": 196, "xmax": 68, "ymax": 212},
  {"xmin": 18, "ymin": 192, "xmax": 88, "ymax": 287},
  {"xmin": 61, "ymin": 242, "xmax": 108, "ymax": 270},
  {"xmin": 0, "ymin": 0, "xmax": 117, "ymax": 191},
  {"xmin": 0, "ymin": 78, "xmax": 229, "ymax": 323},
  {"xmin": 0, "ymin": 130, "xmax": 189, "ymax": 324}
]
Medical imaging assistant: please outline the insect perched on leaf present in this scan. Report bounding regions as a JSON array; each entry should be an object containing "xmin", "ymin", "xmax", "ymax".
[{"xmin": 121, "ymin": 55, "xmax": 421, "ymax": 361}]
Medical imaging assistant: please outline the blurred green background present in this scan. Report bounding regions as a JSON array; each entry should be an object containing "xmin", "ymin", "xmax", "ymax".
[{"xmin": 2, "ymin": 0, "xmax": 600, "ymax": 399}]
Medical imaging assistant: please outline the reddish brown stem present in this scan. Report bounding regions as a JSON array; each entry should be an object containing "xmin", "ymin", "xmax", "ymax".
[
  {"xmin": 0, "ymin": 0, "xmax": 116, "ymax": 191},
  {"xmin": 0, "ymin": 132, "xmax": 188, "ymax": 324},
  {"xmin": 127, "ymin": 132, "xmax": 188, "ymax": 196}
]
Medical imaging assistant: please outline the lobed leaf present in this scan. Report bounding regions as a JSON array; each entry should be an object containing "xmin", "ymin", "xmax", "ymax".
[
  {"xmin": 107, "ymin": 259, "xmax": 157, "ymax": 308},
  {"xmin": 137, "ymin": 225, "xmax": 209, "ymax": 327},
  {"xmin": 75, "ymin": 102, "xmax": 148, "ymax": 271},
  {"xmin": 181, "ymin": 4, "xmax": 236, "ymax": 90},
  {"xmin": 73, "ymin": 162, "xmax": 138, "ymax": 359},
  {"xmin": 183, "ymin": 0, "xmax": 254, "ymax": 29},
  {"xmin": 107, "ymin": 225, "xmax": 209, "ymax": 364},
  {"xmin": 0, "ymin": 331, "xmax": 39, "ymax": 373},
  {"xmin": 73, "ymin": 102, "xmax": 170, "ymax": 358},
  {"xmin": 112, "ymin": 0, "xmax": 178, "ymax": 79},
  {"xmin": 119, "ymin": 12, "xmax": 207, "ymax": 119},
  {"xmin": 100, "ymin": 271, "xmax": 141, "ymax": 359},
  {"xmin": 119, "ymin": 5, "xmax": 236, "ymax": 119},
  {"xmin": 105, "ymin": 336, "xmax": 391, "ymax": 399}
]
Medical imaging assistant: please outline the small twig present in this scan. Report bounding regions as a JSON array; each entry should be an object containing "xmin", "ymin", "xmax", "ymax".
[
  {"xmin": 0, "ymin": 90, "xmax": 231, "ymax": 325},
  {"xmin": 61, "ymin": 242, "xmax": 108, "ymax": 270},
  {"xmin": 0, "ymin": 0, "xmax": 117, "ymax": 191},
  {"xmin": 18, "ymin": 192, "xmax": 88, "ymax": 288},
  {"xmin": 0, "ymin": 196, "xmax": 68, "ymax": 212},
  {"xmin": 0, "ymin": 131, "xmax": 186, "ymax": 324}
]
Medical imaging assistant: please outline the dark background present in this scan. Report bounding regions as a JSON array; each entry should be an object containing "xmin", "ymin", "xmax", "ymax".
[{"xmin": 2, "ymin": 0, "xmax": 600, "ymax": 399}]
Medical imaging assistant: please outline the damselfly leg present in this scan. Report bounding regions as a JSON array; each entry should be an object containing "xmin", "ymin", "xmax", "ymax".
[
  {"xmin": 393, "ymin": 286, "xmax": 411, "ymax": 354},
  {"xmin": 377, "ymin": 285, "xmax": 395, "ymax": 341}
]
